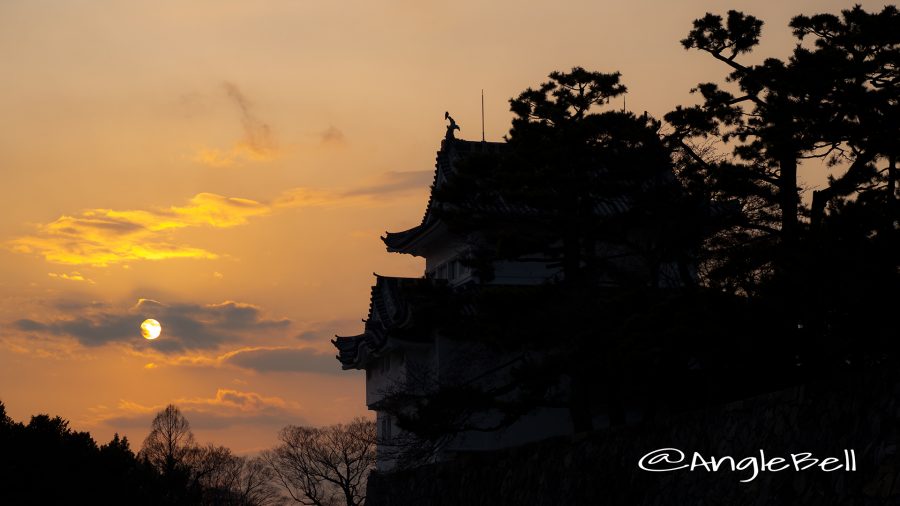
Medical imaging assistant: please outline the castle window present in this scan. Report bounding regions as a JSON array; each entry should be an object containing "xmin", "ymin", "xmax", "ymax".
[
  {"xmin": 431, "ymin": 260, "xmax": 463, "ymax": 280},
  {"xmin": 381, "ymin": 414, "xmax": 392, "ymax": 441}
]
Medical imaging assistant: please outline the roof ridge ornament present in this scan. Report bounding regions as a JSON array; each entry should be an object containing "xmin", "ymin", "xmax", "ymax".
[{"xmin": 444, "ymin": 111, "xmax": 460, "ymax": 140}]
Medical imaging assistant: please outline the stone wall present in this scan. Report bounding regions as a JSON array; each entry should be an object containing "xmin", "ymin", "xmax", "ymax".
[{"xmin": 367, "ymin": 369, "xmax": 900, "ymax": 505}]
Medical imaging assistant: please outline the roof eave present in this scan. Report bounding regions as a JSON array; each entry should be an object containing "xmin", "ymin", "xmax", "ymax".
[{"xmin": 382, "ymin": 220, "xmax": 443, "ymax": 256}]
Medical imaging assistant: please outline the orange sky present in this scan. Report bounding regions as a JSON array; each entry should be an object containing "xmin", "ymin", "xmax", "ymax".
[{"xmin": 0, "ymin": 0, "xmax": 889, "ymax": 454}]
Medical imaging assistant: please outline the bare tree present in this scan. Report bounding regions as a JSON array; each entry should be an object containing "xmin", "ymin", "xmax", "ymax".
[
  {"xmin": 140, "ymin": 404, "xmax": 196, "ymax": 476},
  {"xmin": 140, "ymin": 404, "xmax": 282, "ymax": 505},
  {"xmin": 194, "ymin": 444, "xmax": 240, "ymax": 503},
  {"xmin": 235, "ymin": 457, "xmax": 285, "ymax": 506},
  {"xmin": 264, "ymin": 418, "xmax": 376, "ymax": 506},
  {"xmin": 197, "ymin": 446, "xmax": 283, "ymax": 506}
]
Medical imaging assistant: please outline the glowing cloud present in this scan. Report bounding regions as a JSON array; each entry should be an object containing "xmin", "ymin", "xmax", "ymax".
[
  {"xmin": 92, "ymin": 388, "xmax": 303, "ymax": 430},
  {"xmin": 194, "ymin": 388, "xmax": 288, "ymax": 413},
  {"xmin": 48, "ymin": 271, "xmax": 96, "ymax": 284},
  {"xmin": 9, "ymin": 193, "xmax": 271, "ymax": 266},
  {"xmin": 128, "ymin": 345, "xmax": 337, "ymax": 374},
  {"xmin": 7, "ymin": 174, "xmax": 428, "ymax": 267}
]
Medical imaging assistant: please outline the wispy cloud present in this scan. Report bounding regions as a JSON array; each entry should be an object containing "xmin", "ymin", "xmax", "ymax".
[
  {"xmin": 0, "ymin": 331, "xmax": 97, "ymax": 361},
  {"xmin": 93, "ymin": 388, "xmax": 303, "ymax": 430},
  {"xmin": 271, "ymin": 187, "xmax": 347, "ymax": 208},
  {"xmin": 48, "ymin": 271, "xmax": 95, "ymax": 284},
  {"xmin": 7, "ymin": 192, "xmax": 312, "ymax": 266},
  {"xmin": 129, "ymin": 345, "xmax": 345, "ymax": 376},
  {"xmin": 7, "ymin": 170, "xmax": 432, "ymax": 267},
  {"xmin": 295, "ymin": 317, "xmax": 360, "ymax": 342},
  {"xmin": 192, "ymin": 82, "xmax": 277, "ymax": 167},
  {"xmin": 343, "ymin": 170, "xmax": 433, "ymax": 198},
  {"xmin": 222, "ymin": 346, "xmax": 342, "ymax": 375},
  {"xmin": 319, "ymin": 126, "xmax": 345, "ymax": 145}
]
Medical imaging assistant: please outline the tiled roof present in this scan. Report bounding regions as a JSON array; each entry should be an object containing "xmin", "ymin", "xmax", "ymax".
[
  {"xmin": 381, "ymin": 137, "xmax": 660, "ymax": 253},
  {"xmin": 382, "ymin": 138, "xmax": 506, "ymax": 253},
  {"xmin": 332, "ymin": 275, "xmax": 445, "ymax": 370}
]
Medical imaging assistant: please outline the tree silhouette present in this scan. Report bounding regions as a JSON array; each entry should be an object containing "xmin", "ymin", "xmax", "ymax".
[
  {"xmin": 789, "ymin": 6, "xmax": 900, "ymax": 230},
  {"xmin": 229, "ymin": 456, "xmax": 284, "ymax": 506},
  {"xmin": 140, "ymin": 404, "xmax": 197, "ymax": 476},
  {"xmin": 666, "ymin": 6, "xmax": 898, "ymax": 280},
  {"xmin": 0, "ymin": 400, "xmax": 166, "ymax": 505},
  {"xmin": 437, "ymin": 67, "xmax": 695, "ymax": 289},
  {"xmin": 138, "ymin": 404, "xmax": 282, "ymax": 505},
  {"xmin": 264, "ymin": 418, "xmax": 376, "ymax": 506},
  {"xmin": 664, "ymin": 5, "xmax": 899, "ymax": 368},
  {"xmin": 194, "ymin": 445, "xmax": 282, "ymax": 506}
]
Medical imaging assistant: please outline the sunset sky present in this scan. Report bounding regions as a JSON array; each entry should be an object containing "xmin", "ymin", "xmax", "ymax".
[{"xmin": 0, "ymin": 0, "xmax": 887, "ymax": 454}]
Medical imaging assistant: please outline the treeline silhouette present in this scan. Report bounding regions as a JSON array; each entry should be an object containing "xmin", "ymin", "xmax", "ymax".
[
  {"xmin": 0, "ymin": 400, "xmax": 374, "ymax": 506},
  {"xmin": 0, "ymin": 400, "xmax": 162, "ymax": 505}
]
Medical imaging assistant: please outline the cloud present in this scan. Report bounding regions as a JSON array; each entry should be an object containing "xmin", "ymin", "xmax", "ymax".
[
  {"xmin": 271, "ymin": 187, "xmax": 346, "ymax": 208},
  {"xmin": 7, "ymin": 174, "xmax": 431, "ymax": 267},
  {"xmin": 224, "ymin": 82, "xmax": 276, "ymax": 157},
  {"xmin": 295, "ymin": 318, "xmax": 360, "ymax": 342},
  {"xmin": 0, "ymin": 329, "xmax": 95, "ymax": 361},
  {"xmin": 48, "ymin": 271, "xmax": 95, "ymax": 284},
  {"xmin": 222, "ymin": 346, "xmax": 342, "ymax": 374},
  {"xmin": 8, "ymin": 192, "xmax": 296, "ymax": 267},
  {"xmin": 296, "ymin": 330, "xmax": 320, "ymax": 341},
  {"xmin": 192, "ymin": 82, "xmax": 277, "ymax": 167},
  {"xmin": 11, "ymin": 299, "xmax": 290, "ymax": 353},
  {"xmin": 192, "ymin": 388, "xmax": 289, "ymax": 413},
  {"xmin": 52, "ymin": 299, "xmax": 109, "ymax": 312},
  {"xmin": 319, "ymin": 126, "xmax": 345, "ymax": 145},
  {"xmin": 95, "ymin": 388, "xmax": 303, "ymax": 431},
  {"xmin": 133, "ymin": 344, "xmax": 346, "ymax": 376},
  {"xmin": 343, "ymin": 170, "xmax": 433, "ymax": 197}
]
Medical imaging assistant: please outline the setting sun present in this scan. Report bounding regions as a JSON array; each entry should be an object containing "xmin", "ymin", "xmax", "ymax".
[{"xmin": 140, "ymin": 318, "xmax": 161, "ymax": 340}]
